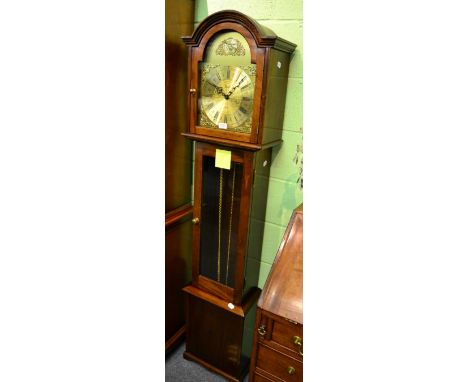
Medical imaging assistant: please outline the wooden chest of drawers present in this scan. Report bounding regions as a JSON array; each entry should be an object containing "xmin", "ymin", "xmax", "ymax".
[{"xmin": 249, "ymin": 205, "xmax": 303, "ymax": 381}]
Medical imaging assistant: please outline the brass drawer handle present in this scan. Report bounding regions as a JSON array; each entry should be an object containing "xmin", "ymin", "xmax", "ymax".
[
  {"xmin": 192, "ymin": 217, "xmax": 200, "ymax": 225},
  {"xmin": 287, "ymin": 366, "xmax": 296, "ymax": 375},
  {"xmin": 293, "ymin": 335, "xmax": 303, "ymax": 356},
  {"xmin": 189, "ymin": 88, "xmax": 197, "ymax": 94},
  {"xmin": 257, "ymin": 325, "xmax": 266, "ymax": 336}
]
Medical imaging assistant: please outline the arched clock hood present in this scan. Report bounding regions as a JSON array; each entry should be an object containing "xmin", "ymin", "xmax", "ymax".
[{"xmin": 182, "ymin": 10, "xmax": 296, "ymax": 53}]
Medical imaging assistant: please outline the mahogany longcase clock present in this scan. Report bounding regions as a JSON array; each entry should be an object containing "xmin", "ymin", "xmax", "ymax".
[{"xmin": 181, "ymin": 10, "xmax": 296, "ymax": 381}]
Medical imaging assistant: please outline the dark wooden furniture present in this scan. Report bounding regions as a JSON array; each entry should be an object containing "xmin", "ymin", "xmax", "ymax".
[
  {"xmin": 181, "ymin": 10, "xmax": 296, "ymax": 382},
  {"xmin": 249, "ymin": 205, "xmax": 303, "ymax": 382},
  {"xmin": 165, "ymin": 0, "xmax": 195, "ymax": 353}
]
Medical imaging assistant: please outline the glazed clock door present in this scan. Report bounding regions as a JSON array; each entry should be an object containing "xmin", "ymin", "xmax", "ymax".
[
  {"xmin": 198, "ymin": 31, "xmax": 256, "ymax": 134},
  {"xmin": 192, "ymin": 142, "xmax": 253, "ymax": 304},
  {"xmin": 189, "ymin": 25, "xmax": 265, "ymax": 144}
]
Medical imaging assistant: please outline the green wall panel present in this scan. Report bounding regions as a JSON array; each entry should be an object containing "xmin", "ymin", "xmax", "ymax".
[
  {"xmin": 283, "ymin": 78, "xmax": 303, "ymax": 133},
  {"xmin": 259, "ymin": 20, "xmax": 303, "ymax": 78},
  {"xmin": 270, "ymin": 130, "xmax": 303, "ymax": 182},
  {"xmin": 195, "ymin": 0, "xmax": 276, "ymax": 21},
  {"xmin": 271, "ymin": 0, "xmax": 303, "ymax": 20},
  {"xmin": 258, "ymin": 261, "xmax": 272, "ymax": 289},
  {"xmin": 260, "ymin": 222, "xmax": 287, "ymax": 264},
  {"xmin": 265, "ymin": 177, "xmax": 303, "ymax": 227}
]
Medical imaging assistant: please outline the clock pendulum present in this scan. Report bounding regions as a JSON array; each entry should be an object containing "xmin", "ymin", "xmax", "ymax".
[
  {"xmin": 181, "ymin": 10, "xmax": 296, "ymax": 381},
  {"xmin": 212, "ymin": 164, "xmax": 238, "ymax": 285},
  {"xmin": 225, "ymin": 165, "xmax": 236, "ymax": 285},
  {"xmin": 217, "ymin": 168, "xmax": 223, "ymax": 282}
]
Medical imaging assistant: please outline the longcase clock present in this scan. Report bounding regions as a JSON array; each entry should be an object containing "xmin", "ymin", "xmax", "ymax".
[{"xmin": 181, "ymin": 10, "xmax": 296, "ymax": 381}]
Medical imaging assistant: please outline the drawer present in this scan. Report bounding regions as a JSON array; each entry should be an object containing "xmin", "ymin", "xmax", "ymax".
[
  {"xmin": 258, "ymin": 314, "xmax": 303, "ymax": 358},
  {"xmin": 271, "ymin": 319, "xmax": 303, "ymax": 355},
  {"xmin": 256, "ymin": 343, "xmax": 302, "ymax": 382}
]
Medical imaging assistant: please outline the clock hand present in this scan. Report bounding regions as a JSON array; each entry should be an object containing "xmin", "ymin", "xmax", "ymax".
[
  {"xmin": 227, "ymin": 76, "xmax": 246, "ymax": 97},
  {"xmin": 207, "ymin": 80, "xmax": 231, "ymax": 99},
  {"xmin": 207, "ymin": 80, "xmax": 226, "ymax": 95}
]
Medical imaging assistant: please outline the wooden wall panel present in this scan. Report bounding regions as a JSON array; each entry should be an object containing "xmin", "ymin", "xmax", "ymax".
[
  {"xmin": 165, "ymin": 0, "xmax": 195, "ymax": 352},
  {"xmin": 165, "ymin": 0, "xmax": 194, "ymax": 213}
]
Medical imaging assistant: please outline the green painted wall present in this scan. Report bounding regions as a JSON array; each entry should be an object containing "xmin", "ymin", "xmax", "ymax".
[{"xmin": 195, "ymin": 0, "xmax": 303, "ymax": 288}]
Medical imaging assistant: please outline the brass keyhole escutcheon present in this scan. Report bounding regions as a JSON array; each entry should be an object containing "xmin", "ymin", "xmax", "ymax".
[
  {"xmin": 257, "ymin": 325, "xmax": 266, "ymax": 336},
  {"xmin": 287, "ymin": 366, "xmax": 295, "ymax": 375},
  {"xmin": 293, "ymin": 335, "xmax": 303, "ymax": 356},
  {"xmin": 192, "ymin": 217, "xmax": 200, "ymax": 225}
]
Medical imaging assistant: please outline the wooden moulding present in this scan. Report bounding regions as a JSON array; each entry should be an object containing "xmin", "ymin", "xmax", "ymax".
[
  {"xmin": 165, "ymin": 203, "xmax": 193, "ymax": 227},
  {"xmin": 182, "ymin": 284, "xmax": 261, "ymax": 318},
  {"xmin": 196, "ymin": 275, "xmax": 233, "ymax": 302},
  {"xmin": 165, "ymin": 324, "xmax": 186, "ymax": 354},
  {"xmin": 181, "ymin": 132, "xmax": 282, "ymax": 151},
  {"xmin": 182, "ymin": 10, "xmax": 296, "ymax": 54}
]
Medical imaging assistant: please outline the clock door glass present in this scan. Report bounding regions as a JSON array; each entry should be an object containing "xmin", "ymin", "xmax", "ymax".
[
  {"xmin": 199, "ymin": 155, "xmax": 243, "ymax": 288},
  {"xmin": 198, "ymin": 31, "xmax": 256, "ymax": 134}
]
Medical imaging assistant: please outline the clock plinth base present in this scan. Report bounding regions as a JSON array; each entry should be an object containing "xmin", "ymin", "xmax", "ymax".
[
  {"xmin": 183, "ymin": 285, "xmax": 260, "ymax": 381},
  {"xmin": 183, "ymin": 351, "xmax": 248, "ymax": 382}
]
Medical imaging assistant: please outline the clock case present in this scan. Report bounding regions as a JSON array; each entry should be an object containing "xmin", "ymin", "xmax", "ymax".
[{"xmin": 181, "ymin": 10, "xmax": 296, "ymax": 382}]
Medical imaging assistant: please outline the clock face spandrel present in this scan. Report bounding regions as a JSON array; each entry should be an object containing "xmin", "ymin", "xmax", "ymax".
[{"xmin": 198, "ymin": 31, "xmax": 256, "ymax": 134}]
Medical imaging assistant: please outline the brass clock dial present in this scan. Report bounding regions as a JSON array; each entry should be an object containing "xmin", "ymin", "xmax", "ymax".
[
  {"xmin": 197, "ymin": 31, "xmax": 256, "ymax": 134},
  {"xmin": 200, "ymin": 64, "xmax": 255, "ymax": 131}
]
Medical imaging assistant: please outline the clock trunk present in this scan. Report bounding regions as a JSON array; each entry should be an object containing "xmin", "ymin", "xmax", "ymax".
[{"xmin": 190, "ymin": 142, "xmax": 271, "ymax": 306}]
